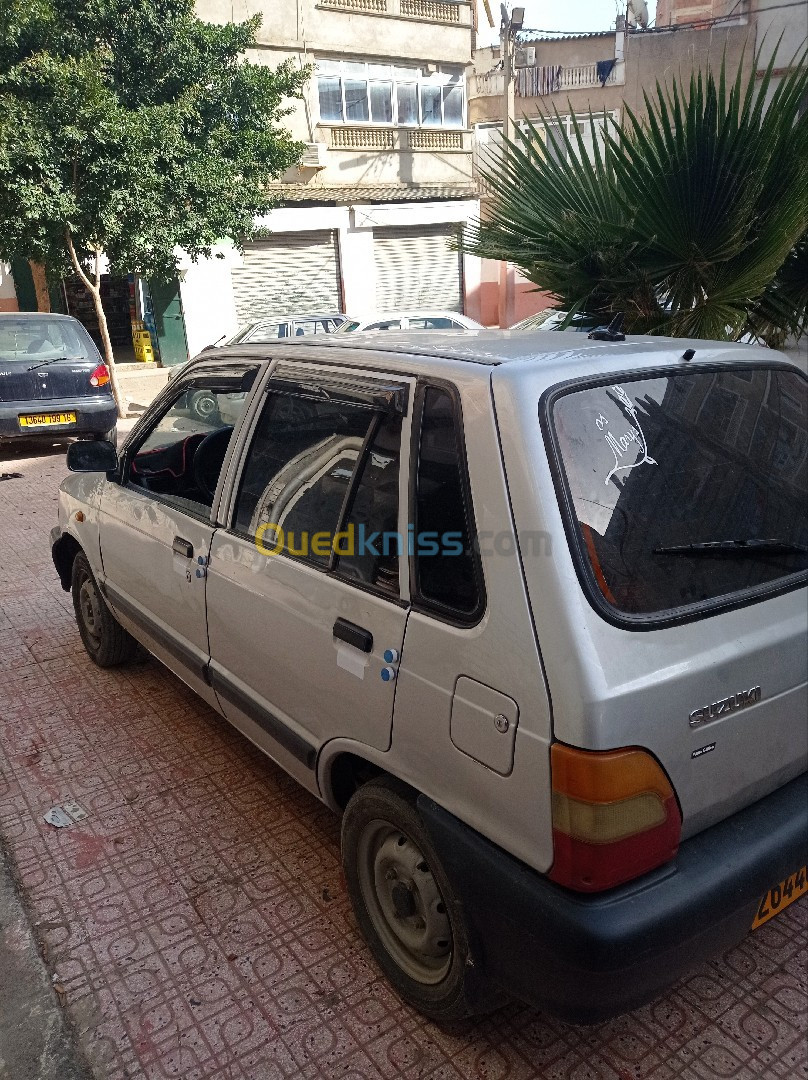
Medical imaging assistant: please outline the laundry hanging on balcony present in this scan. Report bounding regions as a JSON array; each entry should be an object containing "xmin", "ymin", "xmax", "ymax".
[
  {"xmin": 516, "ymin": 65, "xmax": 563, "ymax": 97},
  {"xmin": 596, "ymin": 59, "xmax": 617, "ymax": 86}
]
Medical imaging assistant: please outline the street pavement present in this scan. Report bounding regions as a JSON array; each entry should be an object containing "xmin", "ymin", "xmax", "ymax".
[{"xmin": 0, "ymin": 429, "xmax": 806, "ymax": 1080}]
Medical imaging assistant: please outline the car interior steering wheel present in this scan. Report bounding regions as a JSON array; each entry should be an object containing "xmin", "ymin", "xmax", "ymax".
[{"xmin": 193, "ymin": 426, "xmax": 234, "ymax": 503}]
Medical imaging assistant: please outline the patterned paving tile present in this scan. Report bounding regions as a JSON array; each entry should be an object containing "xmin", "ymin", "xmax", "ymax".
[{"xmin": 0, "ymin": 434, "xmax": 805, "ymax": 1079}]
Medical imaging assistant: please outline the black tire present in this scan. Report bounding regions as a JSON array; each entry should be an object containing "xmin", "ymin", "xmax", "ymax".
[
  {"xmin": 188, "ymin": 389, "xmax": 220, "ymax": 424},
  {"xmin": 341, "ymin": 776, "xmax": 486, "ymax": 1021},
  {"xmin": 71, "ymin": 552, "xmax": 138, "ymax": 667},
  {"xmin": 95, "ymin": 425, "xmax": 118, "ymax": 445}
]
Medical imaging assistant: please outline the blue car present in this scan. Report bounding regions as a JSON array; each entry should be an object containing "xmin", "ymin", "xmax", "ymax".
[{"xmin": 0, "ymin": 312, "xmax": 118, "ymax": 443}]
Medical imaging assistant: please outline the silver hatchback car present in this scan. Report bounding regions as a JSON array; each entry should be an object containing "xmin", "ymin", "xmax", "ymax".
[{"xmin": 52, "ymin": 332, "xmax": 808, "ymax": 1023}]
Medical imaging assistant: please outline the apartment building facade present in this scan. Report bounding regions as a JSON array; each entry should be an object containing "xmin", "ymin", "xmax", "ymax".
[{"xmin": 170, "ymin": 0, "xmax": 481, "ymax": 356}]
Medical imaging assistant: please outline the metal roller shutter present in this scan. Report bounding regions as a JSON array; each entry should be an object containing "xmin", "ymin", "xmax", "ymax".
[
  {"xmin": 231, "ymin": 232, "xmax": 341, "ymax": 323},
  {"xmin": 374, "ymin": 224, "xmax": 464, "ymax": 313}
]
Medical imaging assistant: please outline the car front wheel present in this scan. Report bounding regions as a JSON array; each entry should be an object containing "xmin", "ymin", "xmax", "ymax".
[
  {"xmin": 71, "ymin": 552, "xmax": 138, "ymax": 667},
  {"xmin": 342, "ymin": 776, "xmax": 491, "ymax": 1020}
]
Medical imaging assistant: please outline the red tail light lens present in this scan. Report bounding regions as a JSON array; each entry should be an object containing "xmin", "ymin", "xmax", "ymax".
[
  {"xmin": 89, "ymin": 363, "xmax": 110, "ymax": 387},
  {"xmin": 549, "ymin": 743, "xmax": 681, "ymax": 892}
]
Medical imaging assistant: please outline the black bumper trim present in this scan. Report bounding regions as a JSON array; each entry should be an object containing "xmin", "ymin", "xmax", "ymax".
[
  {"xmin": 417, "ymin": 772, "xmax": 808, "ymax": 1024},
  {"xmin": 104, "ymin": 582, "xmax": 209, "ymax": 683},
  {"xmin": 209, "ymin": 667, "xmax": 317, "ymax": 770},
  {"xmin": 0, "ymin": 398, "xmax": 117, "ymax": 438}
]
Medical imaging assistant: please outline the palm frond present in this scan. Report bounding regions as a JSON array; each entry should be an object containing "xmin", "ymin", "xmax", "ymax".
[{"xmin": 461, "ymin": 46, "xmax": 808, "ymax": 339}]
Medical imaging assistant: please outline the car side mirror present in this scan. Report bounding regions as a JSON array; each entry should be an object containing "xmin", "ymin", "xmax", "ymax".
[{"xmin": 66, "ymin": 440, "xmax": 119, "ymax": 473}]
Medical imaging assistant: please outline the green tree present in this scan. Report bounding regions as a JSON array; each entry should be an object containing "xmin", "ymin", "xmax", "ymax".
[
  {"xmin": 463, "ymin": 51, "xmax": 808, "ymax": 345},
  {"xmin": 0, "ymin": 0, "xmax": 307, "ymax": 413}
]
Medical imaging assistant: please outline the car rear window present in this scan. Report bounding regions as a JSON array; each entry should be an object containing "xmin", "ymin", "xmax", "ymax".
[
  {"xmin": 547, "ymin": 365, "xmax": 808, "ymax": 624},
  {"xmin": 0, "ymin": 317, "xmax": 94, "ymax": 362}
]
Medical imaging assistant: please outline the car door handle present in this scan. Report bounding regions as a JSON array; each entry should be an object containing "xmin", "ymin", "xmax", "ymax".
[
  {"xmin": 172, "ymin": 537, "xmax": 194, "ymax": 559},
  {"xmin": 333, "ymin": 618, "xmax": 373, "ymax": 653}
]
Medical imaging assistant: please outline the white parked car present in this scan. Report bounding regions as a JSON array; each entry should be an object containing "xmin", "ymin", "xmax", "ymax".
[
  {"xmin": 52, "ymin": 332, "xmax": 807, "ymax": 1023},
  {"xmin": 335, "ymin": 311, "xmax": 483, "ymax": 333},
  {"xmin": 510, "ymin": 310, "xmax": 602, "ymax": 333}
]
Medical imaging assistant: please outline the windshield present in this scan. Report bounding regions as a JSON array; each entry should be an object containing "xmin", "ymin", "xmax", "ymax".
[
  {"xmin": 549, "ymin": 365, "xmax": 808, "ymax": 621},
  {"xmin": 0, "ymin": 317, "xmax": 95, "ymax": 363}
]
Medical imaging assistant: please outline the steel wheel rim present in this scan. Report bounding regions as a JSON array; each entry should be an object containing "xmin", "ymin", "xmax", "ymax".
[
  {"xmin": 78, "ymin": 576, "xmax": 102, "ymax": 644},
  {"xmin": 357, "ymin": 818, "xmax": 452, "ymax": 985},
  {"xmin": 194, "ymin": 393, "xmax": 217, "ymax": 419}
]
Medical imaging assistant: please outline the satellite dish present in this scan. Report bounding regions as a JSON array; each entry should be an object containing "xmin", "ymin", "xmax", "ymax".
[{"xmin": 627, "ymin": 0, "xmax": 649, "ymax": 27}]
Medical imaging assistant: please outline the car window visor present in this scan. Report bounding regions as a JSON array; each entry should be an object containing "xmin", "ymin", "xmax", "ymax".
[
  {"xmin": 185, "ymin": 368, "xmax": 258, "ymax": 394},
  {"xmin": 268, "ymin": 363, "xmax": 408, "ymax": 416}
]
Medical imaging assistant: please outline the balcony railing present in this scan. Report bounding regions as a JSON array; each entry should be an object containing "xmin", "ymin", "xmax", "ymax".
[
  {"xmin": 316, "ymin": 0, "xmax": 470, "ymax": 20},
  {"xmin": 324, "ymin": 127, "xmax": 469, "ymax": 152},
  {"xmin": 472, "ymin": 61, "xmax": 623, "ymax": 98},
  {"xmin": 400, "ymin": 0, "xmax": 461, "ymax": 21},
  {"xmin": 319, "ymin": 0, "xmax": 386, "ymax": 9}
]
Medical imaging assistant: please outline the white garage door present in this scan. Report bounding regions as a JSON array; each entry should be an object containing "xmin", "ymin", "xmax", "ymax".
[
  {"xmin": 231, "ymin": 232, "xmax": 342, "ymax": 323},
  {"xmin": 374, "ymin": 224, "xmax": 464, "ymax": 313}
]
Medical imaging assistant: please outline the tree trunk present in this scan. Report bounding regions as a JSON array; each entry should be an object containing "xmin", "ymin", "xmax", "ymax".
[
  {"xmin": 64, "ymin": 231, "xmax": 126, "ymax": 419},
  {"xmin": 28, "ymin": 261, "xmax": 51, "ymax": 312}
]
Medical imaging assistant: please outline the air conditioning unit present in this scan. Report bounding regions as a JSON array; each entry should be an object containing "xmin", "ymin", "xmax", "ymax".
[
  {"xmin": 514, "ymin": 46, "xmax": 536, "ymax": 69},
  {"xmin": 299, "ymin": 142, "xmax": 328, "ymax": 169}
]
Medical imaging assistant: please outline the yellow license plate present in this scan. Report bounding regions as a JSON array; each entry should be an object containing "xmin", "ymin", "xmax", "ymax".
[
  {"xmin": 751, "ymin": 866, "xmax": 807, "ymax": 929},
  {"xmin": 19, "ymin": 411, "xmax": 77, "ymax": 428}
]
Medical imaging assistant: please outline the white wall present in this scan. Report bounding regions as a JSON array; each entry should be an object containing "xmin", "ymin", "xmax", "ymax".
[
  {"xmin": 0, "ymin": 262, "xmax": 18, "ymax": 311},
  {"xmin": 177, "ymin": 244, "xmax": 241, "ymax": 357},
  {"xmin": 177, "ymin": 199, "xmax": 482, "ymax": 343}
]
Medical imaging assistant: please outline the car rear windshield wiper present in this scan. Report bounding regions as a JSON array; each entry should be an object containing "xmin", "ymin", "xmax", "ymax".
[
  {"xmin": 654, "ymin": 539, "xmax": 808, "ymax": 557},
  {"xmin": 26, "ymin": 356, "xmax": 75, "ymax": 371}
]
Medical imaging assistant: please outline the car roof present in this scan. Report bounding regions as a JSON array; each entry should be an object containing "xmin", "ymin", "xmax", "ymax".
[
  {"xmin": 198, "ymin": 329, "xmax": 784, "ymax": 392},
  {"xmin": 350, "ymin": 311, "xmax": 469, "ymax": 320},
  {"xmin": 0, "ymin": 311, "xmax": 77, "ymax": 321},
  {"xmin": 246, "ymin": 313, "xmax": 346, "ymax": 322}
]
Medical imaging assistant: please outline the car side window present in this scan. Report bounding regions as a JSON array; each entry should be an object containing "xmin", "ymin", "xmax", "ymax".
[
  {"xmin": 336, "ymin": 413, "xmax": 402, "ymax": 595},
  {"xmin": 233, "ymin": 391, "xmax": 403, "ymax": 595},
  {"xmin": 234, "ymin": 395, "xmax": 374, "ymax": 566},
  {"xmin": 408, "ymin": 317, "xmax": 454, "ymax": 330},
  {"xmin": 127, "ymin": 382, "xmax": 250, "ymax": 515},
  {"xmin": 414, "ymin": 386, "xmax": 480, "ymax": 617},
  {"xmin": 244, "ymin": 323, "xmax": 283, "ymax": 343},
  {"xmin": 366, "ymin": 320, "xmax": 402, "ymax": 331}
]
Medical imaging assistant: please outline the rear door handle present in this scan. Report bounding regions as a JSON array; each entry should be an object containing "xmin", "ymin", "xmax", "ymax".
[
  {"xmin": 172, "ymin": 537, "xmax": 194, "ymax": 559},
  {"xmin": 333, "ymin": 618, "xmax": 373, "ymax": 653}
]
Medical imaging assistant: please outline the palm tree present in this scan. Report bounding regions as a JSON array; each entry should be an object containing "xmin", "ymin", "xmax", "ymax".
[{"xmin": 463, "ymin": 50, "xmax": 808, "ymax": 344}]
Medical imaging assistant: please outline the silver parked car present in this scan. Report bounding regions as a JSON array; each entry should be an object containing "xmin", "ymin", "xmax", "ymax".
[
  {"xmin": 52, "ymin": 331, "xmax": 807, "ymax": 1023},
  {"xmin": 335, "ymin": 311, "xmax": 483, "ymax": 333}
]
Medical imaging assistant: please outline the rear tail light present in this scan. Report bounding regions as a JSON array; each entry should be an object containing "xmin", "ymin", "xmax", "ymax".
[
  {"xmin": 89, "ymin": 363, "xmax": 110, "ymax": 387},
  {"xmin": 549, "ymin": 743, "xmax": 681, "ymax": 893}
]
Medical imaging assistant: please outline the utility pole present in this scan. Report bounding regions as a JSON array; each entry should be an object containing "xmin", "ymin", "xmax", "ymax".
[{"xmin": 499, "ymin": 4, "xmax": 523, "ymax": 148}]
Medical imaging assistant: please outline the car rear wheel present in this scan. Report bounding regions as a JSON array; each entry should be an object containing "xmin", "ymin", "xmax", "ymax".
[
  {"xmin": 93, "ymin": 425, "xmax": 118, "ymax": 445},
  {"xmin": 188, "ymin": 390, "xmax": 220, "ymax": 424},
  {"xmin": 71, "ymin": 552, "xmax": 138, "ymax": 667},
  {"xmin": 342, "ymin": 776, "xmax": 491, "ymax": 1020}
]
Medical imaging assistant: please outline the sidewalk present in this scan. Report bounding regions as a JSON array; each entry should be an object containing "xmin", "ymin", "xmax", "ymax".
[
  {"xmin": 0, "ymin": 847, "xmax": 92, "ymax": 1080},
  {"xmin": 0, "ymin": 434, "xmax": 805, "ymax": 1080}
]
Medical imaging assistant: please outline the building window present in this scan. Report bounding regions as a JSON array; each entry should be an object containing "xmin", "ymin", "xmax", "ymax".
[{"xmin": 316, "ymin": 60, "xmax": 466, "ymax": 128}]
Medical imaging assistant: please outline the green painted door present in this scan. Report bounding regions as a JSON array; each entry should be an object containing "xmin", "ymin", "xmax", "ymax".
[{"xmin": 149, "ymin": 278, "xmax": 188, "ymax": 367}]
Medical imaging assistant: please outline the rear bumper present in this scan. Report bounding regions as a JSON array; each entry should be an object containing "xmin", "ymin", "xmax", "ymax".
[
  {"xmin": 418, "ymin": 772, "xmax": 808, "ymax": 1024},
  {"xmin": 0, "ymin": 397, "xmax": 116, "ymax": 438}
]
